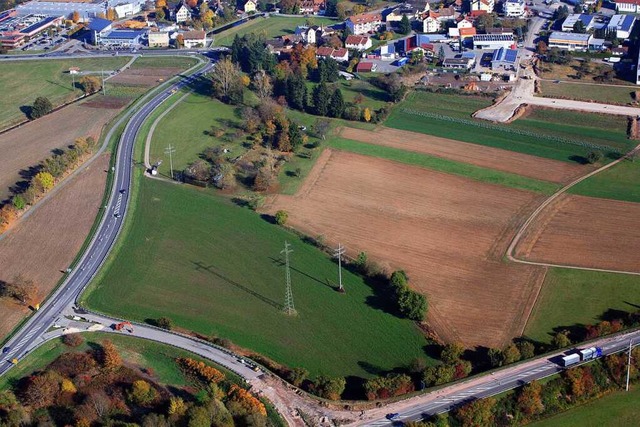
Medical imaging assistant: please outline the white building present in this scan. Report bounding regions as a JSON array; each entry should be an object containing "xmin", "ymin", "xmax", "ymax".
[
  {"xmin": 182, "ymin": 30, "xmax": 205, "ymax": 48},
  {"xmin": 561, "ymin": 14, "xmax": 595, "ymax": 32},
  {"xmin": 503, "ymin": 0, "xmax": 525, "ymax": 17},
  {"xmin": 422, "ymin": 16, "xmax": 439, "ymax": 32},
  {"xmin": 113, "ymin": 2, "xmax": 141, "ymax": 17},
  {"xmin": 148, "ymin": 31, "xmax": 169, "ymax": 47},
  {"xmin": 472, "ymin": 33, "xmax": 513, "ymax": 49},
  {"xmin": 547, "ymin": 31, "xmax": 591, "ymax": 51},
  {"xmin": 345, "ymin": 34, "xmax": 372, "ymax": 50},
  {"xmin": 457, "ymin": 18, "xmax": 472, "ymax": 28},
  {"xmin": 615, "ymin": 0, "xmax": 640, "ymax": 13},
  {"xmin": 608, "ymin": 14, "xmax": 636, "ymax": 39},
  {"xmin": 471, "ymin": 0, "xmax": 494, "ymax": 13},
  {"xmin": 345, "ymin": 12, "xmax": 382, "ymax": 35},
  {"xmin": 174, "ymin": 3, "xmax": 191, "ymax": 23}
]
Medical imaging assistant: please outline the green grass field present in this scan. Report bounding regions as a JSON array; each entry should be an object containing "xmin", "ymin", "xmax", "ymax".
[
  {"xmin": 0, "ymin": 57, "xmax": 130, "ymax": 130},
  {"xmin": 327, "ymin": 137, "xmax": 559, "ymax": 194},
  {"xmin": 570, "ymin": 159, "xmax": 640, "ymax": 203},
  {"xmin": 149, "ymin": 92, "xmax": 245, "ymax": 177},
  {"xmin": 385, "ymin": 92, "xmax": 634, "ymax": 163},
  {"xmin": 524, "ymin": 269, "xmax": 640, "ymax": 344},
  {"xmin": 539, "ymin": 80, "xmax": 636, "ymax": 105},
  {"xmin": 213, "ymin": 15, "xmax": 339, "ymax": 46},
  {"xmin": 530, "ymin": 386, "xmax": 640, "ymax": 427},
  {"xmin": 0, "ymin": 334, "xmax": 240, "ymax": 391},
  {"xmin": 81, "ymin": 177, "xmax": 431, "ymax": 378}
]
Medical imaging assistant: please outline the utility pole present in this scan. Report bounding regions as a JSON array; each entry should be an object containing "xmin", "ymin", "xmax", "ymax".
[
  {"xmin": 71, "ymin": 70, "xmax": 75, "ymax": 91},
  {"xmin": 101, "ymin": 69, "xmax": 106, "ymax": 95},
  {"xmin": 334, "ymin": 243, "xmax": 345, "ymax": 292},
  {"xmin": 626, "ymin": 340, "xmax": 633, "ymax": 391},
  {"xmin": 282, "ymin": 241, "xmax": 296, "ymax": 316},
  {"xmin": 164, "ymin": 144, "xmax": 176, "ymax": 179}
]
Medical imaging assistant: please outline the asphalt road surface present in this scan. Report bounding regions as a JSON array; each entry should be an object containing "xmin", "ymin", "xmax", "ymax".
[{"xmin": 0, "ymin": 59, "xmax": 214, "ymax": 377}]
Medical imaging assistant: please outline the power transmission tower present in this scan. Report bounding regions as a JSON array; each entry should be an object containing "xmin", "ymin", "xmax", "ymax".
[
  {"xmin": 281, "ymin": 241, "xmax": 296, "ymax": 316},
  {"xmin": 334, "ymin": 243, "xmax": 346, "ymax": 292},
  {"xmin": 164, "ymin": 144, "xmax": 176, "ymax": 179}
]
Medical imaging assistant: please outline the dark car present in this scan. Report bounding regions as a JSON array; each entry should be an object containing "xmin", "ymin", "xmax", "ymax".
[
  {"xmin": 2, "ymin": 347, "xmax": 10, "ymax": 354},
  {"xmin": 386, "ymin": 413, "xmax": 400, "ymax": 420}
]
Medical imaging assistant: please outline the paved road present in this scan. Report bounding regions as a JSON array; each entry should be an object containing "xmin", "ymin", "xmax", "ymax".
[{"xmin": 0, "ymin": 60, "xmax": 214, "ymax": 377}]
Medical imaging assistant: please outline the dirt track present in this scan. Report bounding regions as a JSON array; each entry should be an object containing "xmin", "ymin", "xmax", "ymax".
[
  {"xmin": 108, "ymin": 67, "xmax": 183, "ymax": 87},
  {"xmin": 339, "ymin": 127, "xmax": 586, "ymax": 184},
  {"xmin": 0, "ymin": 154, "xmax": 109, "ymax": 339},
  {"xmin": 267, "ymin": 149, "xmax": 547, "ymax": 348},
  {"xmin": 515, "ymin": 194, "xmax": 640, "ymax": 272},
  {"xmin": 0, "ymin": 101, "xmax": 120, "ymax": 201}
]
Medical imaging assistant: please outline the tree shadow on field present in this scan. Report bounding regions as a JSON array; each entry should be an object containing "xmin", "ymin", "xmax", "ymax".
[
  {"xmin": 568, "ymin": 155, "xmax": 589, "ymax": 165},
  {"xmin": 342, "ymin": 375, "xmax": 367, "ymax": 401},
  {"xmin": 19, "ymin": 105, "xmax": 32, "ymax": 120},
  {"xmin": 624, "ymin": 301, "xmax": 640, "ymax": 311},
  {"xmin": 192, "ymin": 260, "xmax": 281, "ymax": 309}
]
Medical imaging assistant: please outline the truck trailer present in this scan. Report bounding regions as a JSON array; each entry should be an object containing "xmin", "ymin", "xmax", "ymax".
[{"xmin": 561, "ymin": 346, "xmax": 602, "ymax": 367}]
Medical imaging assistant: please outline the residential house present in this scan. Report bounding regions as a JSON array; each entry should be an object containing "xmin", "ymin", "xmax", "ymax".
[
  {"xmin": 356, "ymin": 61, "xmax": 376, "ymax": 72},
  {"xmin": 87, "ymin": 17, "xmax": 112, "ymax": 45},
  {"xmin": 345, "ymin": 12, "xmax": 383, "ymax": 35},
  {"xmin": 182, "ymin": 29, "xmax": 206, "ymax": 48},
  {"xmin": 615, "ymin": 0, "xmax": 640, "ymax": 13},
  {"xmin": 608, "ymin": 14, "xmax": 636, "ymax": 39},
  {"xmin": 148, "ymin": 31, "xmax": 170, "ymax": 47},
  {"xmin": 486, "ymin": 27, "xmax": 514, "ymax": 36},
  {"xmin": 442, "ymin": 56, "xmax": 474, "ymax": 69},
  {"xmin": 561, "ymin": 14, "xmax": 595, "ymax": 32},
  {"xmin": 449, "ymin": 26, "xmax": 476, "ymax": 38},
  {"xmin": 503, "ymin": 0, "xmax": 525, "ymax": 17},
  {"xmin": 345, "ymin": 34, "xmax": 372, "ymax": 50},
  {"xmin": 295, "ymin": 25, "xmax": 324, "ymax": 44},
  {"xmin": 422, "ymin": 15, "xmax": 440, "ymax": 33},
  {"xmin": 242, "ymin": 0, "xmax": 256, "ymax": 13},
  {"xmin": 174, "ymin": 2, "xmax": 191, "ymax": 23},
  {"xmin": 470, "ymin": 0, "xmax": 494, "ymax": 13},
  {"xmin": 456, "ymin": 17, "xmax": 472, "ymax": 28},
  {"xmin": 299, "ymin": 0, "xmax": 324, "ymax": 14},
  {"xmin": 316, "ymin": 46, "xmax": 349, "ymax": 61}
]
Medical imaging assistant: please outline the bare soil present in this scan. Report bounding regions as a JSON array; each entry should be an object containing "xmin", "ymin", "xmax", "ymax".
[
  {"xmin": 0, "ymin": 154, "xmax": 109, "ymax": 339},
  {"xmin": 339, "ymin": 127, "xmax": 586, "ymax": 183},
  {"xmin": 83, "ymin": 96, "xmax": 130, "ymax": 109},
  {"xmin": 515, "ymin": 194, "xmax": 640, "ymax": 272},
  {"xmin": 108, "ymin": 67, "xmax": 184, "ymax": 87},
  {"xmin": 0, "ymin": 101, "xmax": 120, "ymax": 202},
  {"xmin": 266, "ymin": 149, "xmax": 547, "ymax": 347}
]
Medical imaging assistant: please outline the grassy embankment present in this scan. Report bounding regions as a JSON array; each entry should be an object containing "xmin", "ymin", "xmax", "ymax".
[
  {"xmin": 538, "ymin": 80, "xmax": 636, "ymax": 105},
  {"xmin": 213, "ymin": 15, "xmax": 339, "ymax": 47},
  {"xmin": 529, "ymin": 385, "xmax": 640, "ymax": 427},
  {"xmin": 0, "ymin": 57, "xmax": 129, "ymax": 130},
  {"xmin": 385, "ymin": 91, "xmax": 634, "ymax": 163}
]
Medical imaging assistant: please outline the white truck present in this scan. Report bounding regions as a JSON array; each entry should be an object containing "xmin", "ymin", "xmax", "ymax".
[{"xmin": 560, "ymin": 346, "xmax": 602, "ymax": 367}]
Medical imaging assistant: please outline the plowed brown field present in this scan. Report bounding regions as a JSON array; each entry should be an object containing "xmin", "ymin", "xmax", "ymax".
[
  {"xmin": 108, "ymin": 67, "xmax": 183, "ymax": 86},
  {"xmin": 0, "ymin": 154, "xmax": 109, "ymax": 339},
  {"xmin": 339, "ymin": 127, "xmax": 586, "ymax": 184},
  {"xmin": 0, "ymin": 101, "xmax": 120, "ymax": 201},
  {"xmin": 515, "ymin": 194, "xmax": 640, "ymax": 272},
  {"xmin": 267, "ymin": 149, "xmax": 547, "ymax": 347}
]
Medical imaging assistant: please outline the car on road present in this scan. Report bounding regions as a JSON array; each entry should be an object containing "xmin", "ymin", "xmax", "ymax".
[
  {"xmin": 386, "ymin": 413, "xmax": 400, "ymax": 420},
  {"xmin": 114, "ymin": 213, "xmax": 121, "ymax": 218},
  {"xmin": 119, "ymin": 189, "xmax": 126, "ymax": 194},
  {"xmin": 2, "ymin": 347, "xmax": 10, "ymax": 354}
]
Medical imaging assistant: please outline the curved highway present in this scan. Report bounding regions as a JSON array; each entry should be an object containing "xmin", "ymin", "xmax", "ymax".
[{"xmin": 0, "ymin": 59, "xmax": 214, "ymax": 376}]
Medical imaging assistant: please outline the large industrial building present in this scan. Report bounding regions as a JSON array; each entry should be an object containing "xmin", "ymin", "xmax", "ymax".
[
  {"xmin": 472, "ymin": 34, "xmax": 514, "ymax": 50},
  {"xmin": 0, "ymin": 13, "xmax": 63, "ymax": 49},
  {"xmin": 16, "ymin": 0, "xmax": 146, "ymax": 21}
]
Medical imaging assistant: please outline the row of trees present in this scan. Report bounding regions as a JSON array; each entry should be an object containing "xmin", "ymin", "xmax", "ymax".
[{"xmin": 1, "ymin": 339, "xmax": 271, "ymax": 427}]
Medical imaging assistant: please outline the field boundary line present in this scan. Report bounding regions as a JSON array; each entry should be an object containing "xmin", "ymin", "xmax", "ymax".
[{"xmin": 506, "ymin": 143, "xmax": 640, "ymax": 275}]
